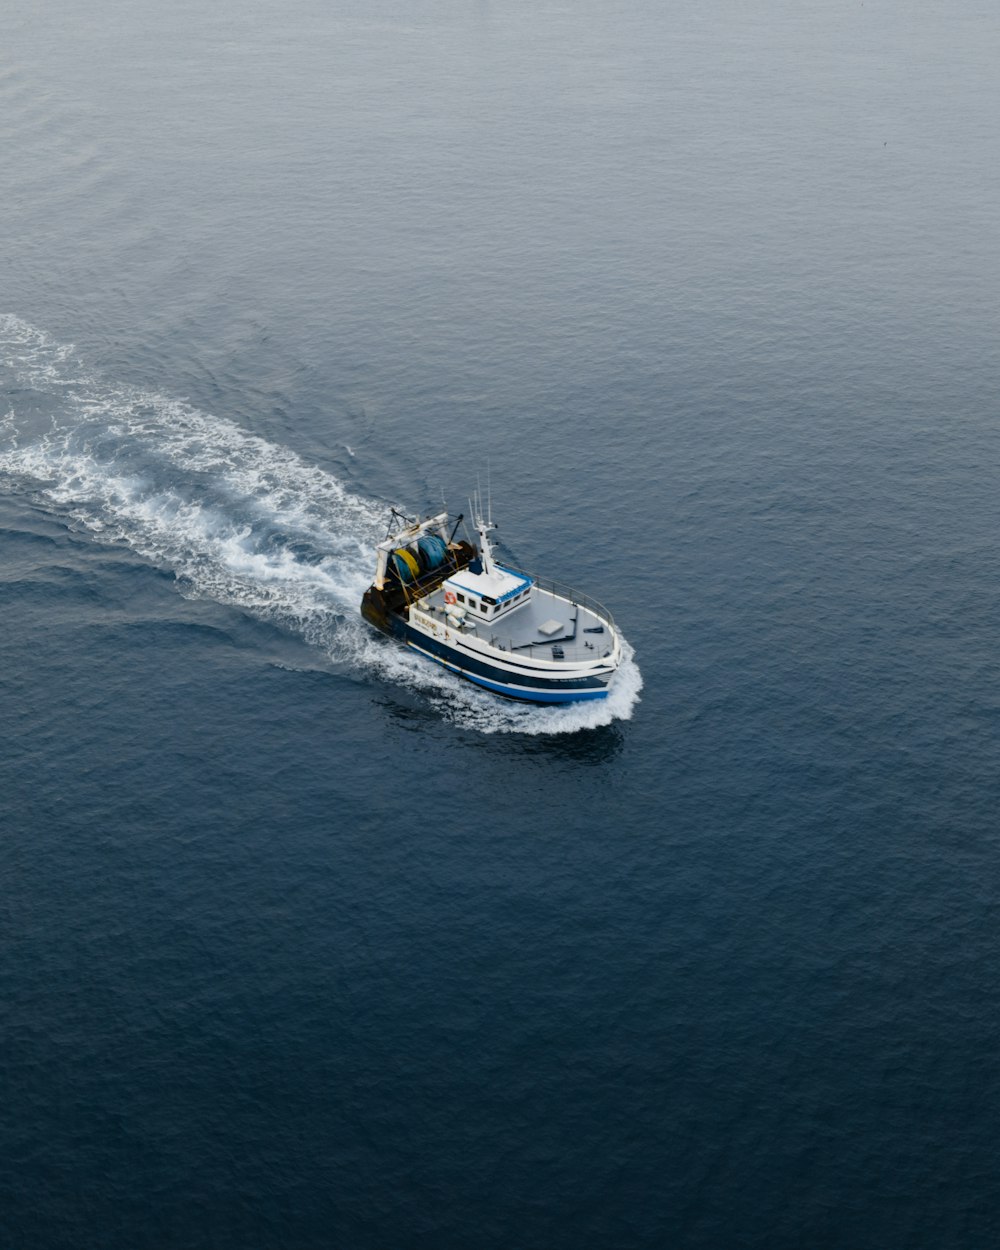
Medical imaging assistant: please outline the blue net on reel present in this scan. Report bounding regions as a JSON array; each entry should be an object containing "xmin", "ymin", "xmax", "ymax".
[{"xmin": 417, "ymin": 534, "xmax": 447, "ymax": 569}]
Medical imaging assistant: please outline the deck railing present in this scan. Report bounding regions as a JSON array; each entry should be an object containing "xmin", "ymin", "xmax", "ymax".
[
  {"xmin": 486, "ymin": 634, "xmax": 615, "ymax": 664},
  {"xmin": 410, "ymin": 603, "xmax": 614, "ymax": 663}
]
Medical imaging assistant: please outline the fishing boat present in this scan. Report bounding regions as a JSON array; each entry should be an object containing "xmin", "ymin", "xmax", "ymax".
[{"xmin": 361, "ymin": 500, "xmax": 621, "ymax": 703}]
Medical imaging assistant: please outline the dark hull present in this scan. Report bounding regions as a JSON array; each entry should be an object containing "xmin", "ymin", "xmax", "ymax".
[
  {"xmin": 404, "ymin": 625, "xmax": 611, "ymax": 703},
  {"xmin": 362, "ymin": 599, "xmax": 611, "ymax": 704}
]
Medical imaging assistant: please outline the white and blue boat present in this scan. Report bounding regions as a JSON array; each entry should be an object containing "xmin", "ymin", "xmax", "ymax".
[{"xmin": 361, "ymin": 502, "xmax": 621, "ymax": 703}]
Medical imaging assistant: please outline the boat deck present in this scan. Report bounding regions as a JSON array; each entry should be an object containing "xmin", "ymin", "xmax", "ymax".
[{"xmin": 410, "ymin": 581, "xmax": 616, "ymax": 664}]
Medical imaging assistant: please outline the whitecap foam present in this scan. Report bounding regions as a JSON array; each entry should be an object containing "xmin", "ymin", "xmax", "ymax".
[{"xmin": 0, "ymin": 315, "xmax": 643, "ymax": 734}]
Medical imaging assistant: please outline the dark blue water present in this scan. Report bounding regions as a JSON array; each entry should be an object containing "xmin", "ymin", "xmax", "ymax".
[{"xmin": 4, "ymin": 2, "xmax": 1000, "ymax": 1246}]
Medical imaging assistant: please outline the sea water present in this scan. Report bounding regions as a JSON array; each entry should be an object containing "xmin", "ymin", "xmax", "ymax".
[{"xmin": 3, "ymin": 2, "xmax": 1000, "ymax": 1246}]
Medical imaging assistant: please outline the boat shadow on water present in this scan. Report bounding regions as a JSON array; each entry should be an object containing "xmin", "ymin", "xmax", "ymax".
[
  {"xmin": 375, "ymin": 691, "xmax": 627, "ymax": 764},
  {"xmin": 516, "ymin": 720, "xmax": 626, "ymax": 764}
]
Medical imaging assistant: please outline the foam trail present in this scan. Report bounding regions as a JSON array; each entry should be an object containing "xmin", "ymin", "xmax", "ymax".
[{"xmin": 0, "ymin": 315, "xmax": 642, "ymax": 733}]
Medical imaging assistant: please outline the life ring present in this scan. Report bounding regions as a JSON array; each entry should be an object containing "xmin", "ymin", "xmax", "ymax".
[{"xmin": 444, "ymin": 589, "xmax": 457, "ymax": 605}]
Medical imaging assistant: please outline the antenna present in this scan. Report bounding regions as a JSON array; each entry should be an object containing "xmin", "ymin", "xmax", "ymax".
[{"xmin": 487, "ymin": 458, "xmax": 492, "ymax": 525}]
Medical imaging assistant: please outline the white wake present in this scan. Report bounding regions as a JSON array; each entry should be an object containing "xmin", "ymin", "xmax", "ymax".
[{"xmin": 0, "ymin": 315, "xmax": 642, "ymax": 734}]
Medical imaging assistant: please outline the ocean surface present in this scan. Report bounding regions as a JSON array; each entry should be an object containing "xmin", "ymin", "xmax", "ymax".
[{"xmin": 3, "ymin": 2, "xmax": 1000, "ymax": 1246}]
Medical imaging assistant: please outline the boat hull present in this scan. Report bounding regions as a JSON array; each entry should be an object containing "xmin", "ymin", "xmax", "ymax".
[
  {"xmin": 404, "ymin": 625, "xmax": 612, "ymax": 703},
  {"xmin": 360, "ymin": 547, "xmax": 618, "ymax": 705}
]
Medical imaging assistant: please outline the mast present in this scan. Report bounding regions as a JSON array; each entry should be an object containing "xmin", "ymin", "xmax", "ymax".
[{"xmin": 469, "ymin": 485, "xmax": 498, "ymax": 579}]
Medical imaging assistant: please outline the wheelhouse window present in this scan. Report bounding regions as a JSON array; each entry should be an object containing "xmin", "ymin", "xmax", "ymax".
[{"xmin": 456, "ymin": 593, "xmax": 465, "ymax": 604}]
